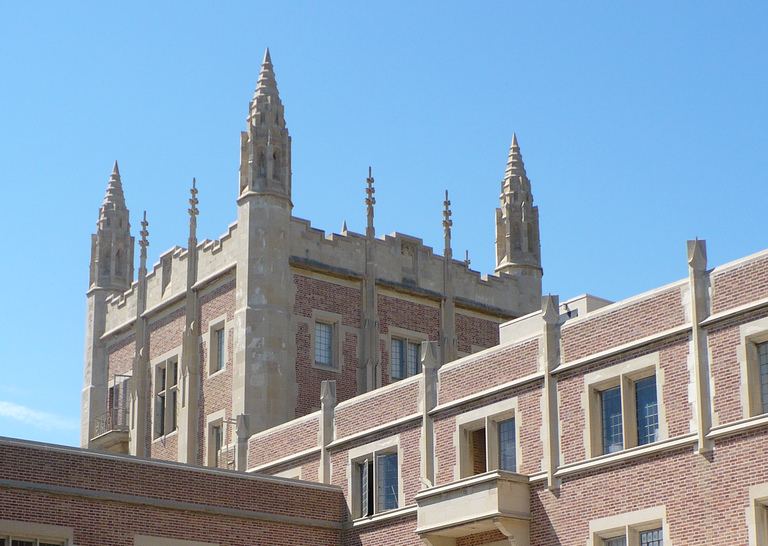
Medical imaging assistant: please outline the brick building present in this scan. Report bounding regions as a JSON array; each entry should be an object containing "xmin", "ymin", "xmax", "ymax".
[{"xmin": 3, "ymin": 51, "xmax": 768, "ymax": 546}]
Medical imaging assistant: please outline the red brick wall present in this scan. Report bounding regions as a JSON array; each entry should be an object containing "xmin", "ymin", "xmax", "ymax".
[
  {"xmin": 438, "ymin": 338, "xmax": 539, "ymax": 405},
  {"xmin": 456, "ymin": 312, "xmax": 500, "ymax": 354},
  {"xmin": 294, "ymin": 274, "xmax": 362, "ymax": 414},
  {"xmin": 378, "ymin": 294, "xmax": 439, "ymax": 385},
  {"xmin": 248, "ymin": 414, "xmax": 320, "ymax": 469},
  {"xmin": 561, "ymin": 286, "xmax": 686, "ymax": 363},
  {"xmin": 198, "ymin": 279, "xmax": 236, "ymax": 465},
  {"xmin": 0, "ymin": 440, "xmax": 343, "ymax": 546},
  {"xmin": 335, "ymin": 381, "xmax": 420, "ymax": 440},
  {"xmin": 106, "ymin": 333, "xmax": 135, "ymax": 378},
  {"xmin": 711, "ymin": 252, "xmax": 768, "ymax": 314},
  {"xmin": 341, "ymin": 513, "xmax": 420, "ymax": 546}
]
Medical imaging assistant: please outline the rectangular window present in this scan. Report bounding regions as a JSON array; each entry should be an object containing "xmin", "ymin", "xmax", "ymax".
[
  {"xmin": 212, "ymin": 424, "xmax": 223, "ymax": 467},
  {"xmin": 214, "ymin": 327, "xmax": 225, "ymax": 372},
  {"xmin": 604, "ymin": 538, "xmax": 625, "ymax": 546},
  {"xmin": 498, "ymin": 417, "xmax": 516, "ymax": 472},
  {"xmin": 354, "ymin": 451, "xmax": 399, "ymax": 518},
  {"xmin": 154, "ymin": 359, "xmax": 178, "ymax": 438},
  {"xmin": 759, "ymin": 341, "xmax": 768, "ymax": 414},
  {"xmin": 639, "ymin": 528, "xmax": 663, "ymax": 546},
  {"xmin": 315, "ymin": 322, "xmax": 334, "ymax": 367},
  {"xmin": 391, "ymin": 338, "xmax": 421, "ymax": 379},
  {"xmin": 596, "ymin": 375, "xmax": 659, "ymax": 455},
  {"xmin": 0, "ymin": 540, "xmax": 62, "ymax": 546}
]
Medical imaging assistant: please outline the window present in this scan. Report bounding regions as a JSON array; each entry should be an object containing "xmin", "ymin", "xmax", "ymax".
[
  {"xmin": 585, "ymin": 353, "xmax": 665, "ymax": 458},
  {"xmin": 595, "ymin": 375, "xmax": 658, "ymax": 455},
  {"xmin": 356, "ymin": 452, "xmax": 399, "ymax": 517},
  {"xmin": 587, "ymin": 506, "xmax": 667, "ymax": 546},
  {"xmin": 757, "ymin": 340, "xmax": 768, "ymax": 414},
  {"xmin": 310, "ymin": 311, "xmax": 342, "ymax": 370},
  {"xmin": 348, "ymin": 436, "xmax": 401, "ymax": 519},
  {"xmin": 456, "ymin": 398, "xmax": 519, "ymax": 479},
  {"xmin": 315, "ymin": 322, "xmax": 334, "ymax": 367},
  {"xmin": 154, "ymin": 359, "xmax": 178, "ymax": 438},
  {"xmin": 211, "ymin": 424, "xmax": 223, "ymax": 467},
  {"xmin": 391, "ymin": 338, "xmax": 420, "ymax": 379},
  {"xmin": 208, "ymin": 316, "xmax": 228, "ymax": 375}
]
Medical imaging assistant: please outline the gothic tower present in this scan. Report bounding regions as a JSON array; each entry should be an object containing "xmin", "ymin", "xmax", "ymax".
[
  {"xmin": 233, "ymin": 49, "xmax": 297, "ymax": 438},
  {"xmin": 495, "ymin": 135, "xmax": 542, "ymax": 313},
  {"xmin": 82, "ymin": 162, "xmax": 135, "ymax": 447}
]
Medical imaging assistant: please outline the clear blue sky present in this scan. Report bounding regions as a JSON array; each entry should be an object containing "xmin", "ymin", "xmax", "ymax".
[{"xmin": 1, "ymin": 2, "xmax": 766, "ymax": 447}]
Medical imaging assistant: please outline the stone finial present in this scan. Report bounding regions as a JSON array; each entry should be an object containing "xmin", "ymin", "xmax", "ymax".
[
  {"xmin": 365, "ymin": 167, "xmax": 376, "ymax": 238},
  {"xmin": 442, "ymin": 190, "xmax": 453, "ymax": 254},
  {"xmin": 687, "ymin": 239, "xmax": 707, "ymax": 272},
  {"xmin": 320, "ymin": 380, "xmax": 337, "ymax": 405},
  {"xmin": 103, "ymin": 160, "xmax": 127, "ymax": 210},
  {"xmin": 341, "ymin": 220, "xmax": 348, "ymax": 236},
  {"xmin": 420, "ymin": 340, "xmax": 440, "ymax": 371},
  {"xmin": 188, "ymin": 178, "xmax": 199, "ymax": 239},
  {"xmin": 464, "ymin": 250, "xmax": 471, "ymax": 266},
  {"xmin": 139, "ymin": 211, "xmax": 149, "ymax": 262},
  {"xmin": 542, "ymin": 294, "xmax": 559, "ymax": 325},
  {"xmin": 253, "ymin": 47, "xmax": 279, "ymax": 99}
]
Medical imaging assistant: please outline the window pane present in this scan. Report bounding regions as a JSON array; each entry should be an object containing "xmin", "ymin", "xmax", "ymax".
[
  {"xmin": 636, "ymin": 376, "xmax": 659, "ymax": 445},
  {"xmin": 315, "ymin": 322, "xmax": 333, "ymax": 366},
  {"xmin": 169, "ymin": 361, "xmax": 178, "ymax": 387},
  {"xmin": 359, "ymin": 460, "xmax": 370, "ymax": 517},
  {"xmin": 498, "ymin": 418, "xmax": 516, "ymax": 472},
  {"xmin": 639, "ymin": 528, "xmax": 663, "ymax": 546},
  {"xmin": 377, "ymin": 453, "xmax": 398, "ymax": 512},
  {"xmin": 604, "ymin": 537, "xmax": 626, "ymax": 546},
  {"xmin": 215, "ymin": 327, "xmax": 225, "ymax": 371},
  {"xmin": 407, "ymin": 341, "xmax": 420, "ymax": 377},
  {"xmin": 391, "ymin": 339, "xmax": 405, "ymax": 379},
  {"xmin": 158, "ymin": 366, "xmax": 166, "ymax": 391},
  {"xmin": 156, "ymin": 393, "xmax": 166, "ymax": 436},
  {"xmin": 759, "ymin": 342, "xmax": 768, "ymax": 413},
  {"xmin": 170, "ymin": 390, "xmax": 178, "ymax": 432},
  {"xmin": 11, "ymin": 541, "xmax": 34, "ymax": 546},
  {"xmin": 601, "ymin": 386, "xmax": 623, "ymax": 454}
]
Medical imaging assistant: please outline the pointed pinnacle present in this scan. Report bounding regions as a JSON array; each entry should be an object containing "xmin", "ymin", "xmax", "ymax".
[
  {"xmin": 341, "ymin": 220, "xmax": 348, "ymax": 234},
  {"xmin": 505, "ymin": 133, "xmax": 527, "ymax": 180},
  {"xmin": 103, "ymin": 161, "xmax": 127, "ymax": 210},
  {"xmin": 511, "ymin": 133, "xmax": 518, "ymax": 148},
  {"xmin": 254, "ymin": 47, "xmax": 279, "ymax": 99}
]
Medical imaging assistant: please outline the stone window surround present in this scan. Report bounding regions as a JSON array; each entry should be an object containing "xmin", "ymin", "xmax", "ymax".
[
  {"xmin": 310, "ymin": 310, "xmax": 343, "ymax": 372},
  {"xmin": 134, "ymin": 536, "xmax": 217, "ymax": 546},
  {"xmin": 747, "ymin": 482, "xmax": 768, "ymax": 546},
  {"xmin": 454, "ymin": 397, "xmax": 520, "ymax": 480},
  {"xmin": 273, "ymin": 466, "xmax": 302, "ymax": 480},
  {"xmin": 388, "ymin": 326, "xmax": 429, "ymax": 380},
  {"xmin": 586, "ymin": 505, "xmax": 668, "ymax": 546},
  {"xmin": 737, "ymin": 316, "xmax": 768, "ymax": 421},
  {"xmin": 583, "ymin": 353, "xmax": 668, "ymax": 459},
  {"xmin": 205, "ymin": 409, "xmax": 232, "ymax": 468},
  {"xmin": 151, "ymin": 349, "xmax": 180, "ymax": 442},
  {"xmin": 0, "ymin": 520, "xmax": 73, "ymax": 546},
  {"xmin": 206, "ymin": 313, "xmax": 229, "ymax": 377},
  {"xmin": 347, "ymin": 435, "xmax": 403, "ymax": 519}
]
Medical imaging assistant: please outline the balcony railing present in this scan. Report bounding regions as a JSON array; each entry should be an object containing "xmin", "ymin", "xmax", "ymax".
[{"xmin": 93, "ymin": 406, "xmax": 129, "ymax": 438}]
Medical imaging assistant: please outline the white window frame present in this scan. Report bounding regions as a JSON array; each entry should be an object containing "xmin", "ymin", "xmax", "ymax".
[
  {"xmin": 388, "ymin": 326, "xmax": 428, "ymax": 381},
  {"xmin": 310, "ymin": 310, "xmax": 342, "ymax": 371},
  {"xmin": 152, "ymin": 353, "xmax": 180, "ymax": 440},
  {"xmin": 455, "ymin": 397, "xmax": 520, "ymax": 480},
  {"xmin": 347, "ymin": 435, "xmax": 402, "ymax": 519},
  {"xmin": 207, "ymin": 313, "xmax": 229, "ymax": 377},
  {"xmin": 584, "ymin": 353, "xmax": 667, "ymax": 458},
  {"xmin": 738, "ymin": 317, "xmax": 768, "ymax": 420},
  {"xmin": 587, "ymin": 506, "xmax": 668, "ymax": 546}
]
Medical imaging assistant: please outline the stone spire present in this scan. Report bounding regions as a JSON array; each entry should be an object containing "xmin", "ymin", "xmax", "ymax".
[
  {"xmin": 365, "ymin": 167, "xmax": 376, "ymax": 239},
  {"xmin": 442, "ymin": 190, "xmax": 452, "ymax": 258},
  {"xmin": 494, "ymin": 134, "xmax": 542, "ymax": 313},
  {"xmin": 89, "ymin": 162, "xmax": 134, "ymax": 292},
  {"xmin": 103, "ymin": 161, "xmax": 127, "ymax": 210},
  {"xmin": 440, "ymin": 190, "xmax": 457, "ymax": 364},
  {"xmin": 360, "ymin": 167, "xmax": 381, "ymax": 393},
  {"xmin": 239, "ymin": 48, "xmax": 291, "ymax": 199}
]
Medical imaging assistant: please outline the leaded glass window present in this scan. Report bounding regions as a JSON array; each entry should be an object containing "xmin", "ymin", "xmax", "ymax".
[
  {"xmin": 498, "ymin": 418, "xmax": 516, "ymax": 472},
  {"xmin": 214, "ymin": 327, "xmax": 225, "ymax": 372},
  {"xmin": 640, "ymin": 528, "xmax": 663, "ymax": 546},
  {"xmin": 377, "ymin": 452, "xmax": 399, "ymax": 512},
  {"xmin": 315, "ymin": 322, "xmax": 334, "ymax": 367},
  {"xmin": 759, "ymin": 341, "xmax": 768, "ymax": 413},
  {"xmin": 601, "ymin": 386, "xmax": 623, "ymax": 454},
  {"xmin": 391, "ymin": 338, "xmax": 421, "ymax": 379},
  {"xmin": 604, "ymin": 537, "xmax": 626, "ymax": 546},
  {"xmin": 636, "ymin": 376, "xmax": 659, "ymax": 445}
]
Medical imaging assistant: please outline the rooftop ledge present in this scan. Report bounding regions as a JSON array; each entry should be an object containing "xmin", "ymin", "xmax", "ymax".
[{"xmin": 414, "ymin": 470, "xmax": 530, "ymax": 546}]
